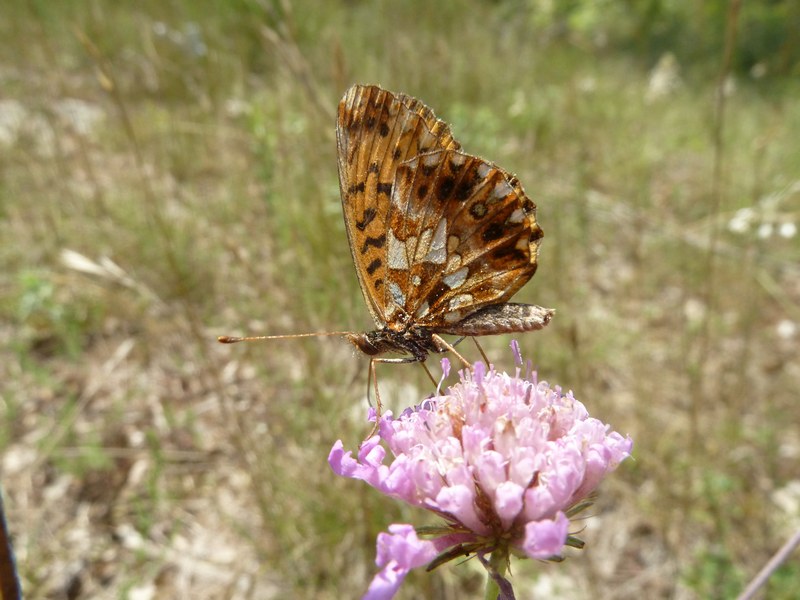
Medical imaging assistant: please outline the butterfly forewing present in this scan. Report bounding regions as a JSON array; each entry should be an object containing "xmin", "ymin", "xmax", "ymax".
[{"xmin": 337, "ymin": 85, "xmax": 460, "ymax": 327}]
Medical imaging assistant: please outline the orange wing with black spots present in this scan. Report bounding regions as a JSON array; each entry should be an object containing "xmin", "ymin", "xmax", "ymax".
[
  {"xmin": 336, "ymin": 85, "xmax": 460, "ymax": 327},
  {"xmin": 384, "ymin": 150, "xmax": 542, "ymax": 330}
]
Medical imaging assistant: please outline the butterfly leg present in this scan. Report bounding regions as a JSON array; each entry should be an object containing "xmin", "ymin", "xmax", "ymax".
[
  {"xmin": 364, "ymin": 355, "xmax": 421, "ymax": 441},
  {"xmin": 366, "ymin": 358, "xmax": 380, "ymax": 440},
  {"xmin": 431, "ymin": 334, "xmax": 472, "ymax": 369},
  {"xmin": 472, "ymin": 338, "xmax": 491, "ymax": 365},
  {"xmin": 419, "ymin": 361, "xmax": 437, "ymax": 387}
]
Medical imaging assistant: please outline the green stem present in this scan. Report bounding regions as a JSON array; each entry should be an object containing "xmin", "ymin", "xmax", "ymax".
[{"xmin": 483, "ymin": 547, "xmax": 509, "ymax": 600}]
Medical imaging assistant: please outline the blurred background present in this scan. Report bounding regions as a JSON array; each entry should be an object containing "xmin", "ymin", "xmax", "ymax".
[{"xmin": 2, "ymin": 1, "xmax": 799, "ymax": 598}]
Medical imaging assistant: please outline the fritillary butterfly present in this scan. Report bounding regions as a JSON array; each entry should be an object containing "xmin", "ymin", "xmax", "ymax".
[
  {"xmin": 335, "ymin": 84, "xmax": 552, "ymax": 363},
  {"xmin": 220, "ymin": 84, "xmax": 553, "ymax": 373}
]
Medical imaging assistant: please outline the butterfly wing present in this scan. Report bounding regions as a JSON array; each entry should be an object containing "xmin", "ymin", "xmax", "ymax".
[
  {"xmin": 336, "ymin": 85, "xmax": 460, "ymax": 327},
  {"xmin": 384, "ymin": 149, "xmax": 544, "ymax": 331}
]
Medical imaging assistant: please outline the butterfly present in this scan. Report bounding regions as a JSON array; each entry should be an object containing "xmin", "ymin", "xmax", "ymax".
[
  {"xmin": 335, "ymin": 84, "xmax": 552, "ymax": 365},
  {"xmin": 220, "ymin": 85, "xmax": 552, "ymax": 377}
]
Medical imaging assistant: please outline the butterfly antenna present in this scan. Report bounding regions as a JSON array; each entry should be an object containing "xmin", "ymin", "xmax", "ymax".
[{"xmin": 217, "ymin": 331, "xmax": 354, "ymax": 344}]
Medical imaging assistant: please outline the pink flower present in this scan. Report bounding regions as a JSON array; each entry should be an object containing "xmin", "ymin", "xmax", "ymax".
[
  {"xmin": 363, "ymin": 525, "xmax": 439, "ymax": 600},
  {"xmin": 329, "ymin": 350, "xmax": 633, "ymax": 599}
]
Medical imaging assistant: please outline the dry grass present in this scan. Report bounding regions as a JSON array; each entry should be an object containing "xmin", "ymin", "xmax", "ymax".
[{"xmin": 2, "ymin": 1, "xmax": 799, "ymax": 599}]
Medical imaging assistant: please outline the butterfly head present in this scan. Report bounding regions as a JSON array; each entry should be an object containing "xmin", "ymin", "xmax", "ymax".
[{"xmin": 345, "ymin": 326, "xmax": 448, "ymax": 363}]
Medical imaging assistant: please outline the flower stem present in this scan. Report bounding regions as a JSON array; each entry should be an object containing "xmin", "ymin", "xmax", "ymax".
[{"xmin": 483, "ymin": 547, "xmax": 509, "ymax": 600}]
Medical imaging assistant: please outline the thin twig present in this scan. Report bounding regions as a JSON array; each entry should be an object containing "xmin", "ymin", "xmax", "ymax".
[
  {"xmin": 736, "ymin": 528, "xmax": 800, "ymax": 600},
  {"xmin": 0, "ymin": 486, "xmax": 22, "ymax": 600}
]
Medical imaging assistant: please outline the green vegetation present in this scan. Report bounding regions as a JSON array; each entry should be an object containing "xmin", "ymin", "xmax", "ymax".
[{"xmin": 1, "ymin": 1, "xmax": 798, "ymax": 598}]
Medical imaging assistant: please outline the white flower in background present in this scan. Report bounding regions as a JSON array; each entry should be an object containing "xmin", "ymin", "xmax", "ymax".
[
  {"xmin": 757, "ymin": 223, "xmax": 774, "ymax": 239},
  {"xmin": 778, "ymin": 222, "xmax": 797, "ymax": 239},
  {"xmin": 728, "ymin": 207, "xmax": 755, "ymax": 234},
  {"xmin": 646, "ymin": 53, "xmax": 681, "ymax": 103},
  {"xmin": 776, "ymin": 320, "xmax": 797, "ymax": 340}
]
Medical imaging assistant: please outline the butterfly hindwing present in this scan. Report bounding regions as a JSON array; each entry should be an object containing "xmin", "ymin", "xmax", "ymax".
[{"xmin": 385, "ymin": 150, "xmax": 543, "ymax": 329}]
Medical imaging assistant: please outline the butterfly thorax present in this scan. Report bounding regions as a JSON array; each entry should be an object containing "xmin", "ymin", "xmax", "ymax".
[{"xmin": 345, "ymin": 326, "xmax": 447, "ymax": 362}]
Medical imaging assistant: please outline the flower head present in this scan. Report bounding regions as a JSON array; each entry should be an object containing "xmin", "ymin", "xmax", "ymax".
[{"xmin": 329, "ymin": 350, "xmax": 633, "ymax": 598}]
